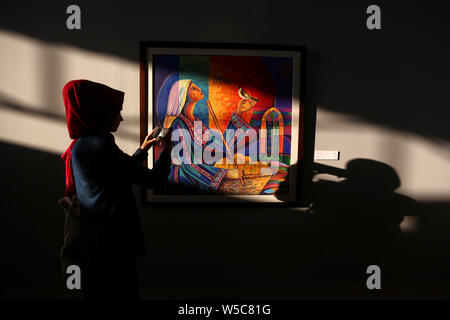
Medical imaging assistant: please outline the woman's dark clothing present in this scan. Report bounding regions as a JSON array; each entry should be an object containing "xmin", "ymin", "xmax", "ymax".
[{"xmin": 71, "ymin": 135, "xmax": 171, "ymax": 300}]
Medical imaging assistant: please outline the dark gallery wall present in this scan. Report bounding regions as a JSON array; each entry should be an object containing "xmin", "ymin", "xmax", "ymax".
[{"xmin": 0, "ymin": 0, "xmax": 449, "ymax": 299}]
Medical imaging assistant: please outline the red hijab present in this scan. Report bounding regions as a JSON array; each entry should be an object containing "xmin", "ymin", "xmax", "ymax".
[{"xmin": 61, "ymin": 80, "xmax": 124, "ymax": 196}]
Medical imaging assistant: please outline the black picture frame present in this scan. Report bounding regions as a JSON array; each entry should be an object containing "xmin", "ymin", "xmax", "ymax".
[{"xmin": 140, "ymin": 41, "xmax": 309, "ymax": 208}]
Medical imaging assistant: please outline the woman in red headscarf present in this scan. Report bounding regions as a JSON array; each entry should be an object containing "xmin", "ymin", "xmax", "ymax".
[{"xmin": 60, "ymin": 79, "xmax": 171, "ymax": 300}]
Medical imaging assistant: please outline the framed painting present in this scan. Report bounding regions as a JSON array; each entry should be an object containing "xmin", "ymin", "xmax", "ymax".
[{"xmin": 140, "ymin": 42, "xmax": 306, "ymax": 206}]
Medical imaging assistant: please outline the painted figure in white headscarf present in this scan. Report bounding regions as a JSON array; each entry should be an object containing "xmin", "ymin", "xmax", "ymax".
[{"xmin": 163, "ymin": 79, "xmax": 243, "ymax": 193}]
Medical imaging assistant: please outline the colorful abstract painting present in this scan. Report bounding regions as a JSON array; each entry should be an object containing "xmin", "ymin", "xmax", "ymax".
[{"xmin": 142, "ymin": 44, "xmax": 304, "ymax": 204}]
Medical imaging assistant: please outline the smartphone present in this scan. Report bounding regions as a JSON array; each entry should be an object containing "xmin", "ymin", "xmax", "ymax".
[
  {"xmin": 153, "ymin": 127, "xmax": 162, "ymax": 138},
  {"xmin": 152, "ymin": 127, "xmax": 170, "ymax": 141},
  {"xmin": 157, "ymin": 128, "xmax": 171, "ymax": 141}
]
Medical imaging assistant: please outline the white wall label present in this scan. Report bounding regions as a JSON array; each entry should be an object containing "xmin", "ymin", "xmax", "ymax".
[{"xmin": 314, "ymin": 150, "xmax": 340, "ymax": 160}]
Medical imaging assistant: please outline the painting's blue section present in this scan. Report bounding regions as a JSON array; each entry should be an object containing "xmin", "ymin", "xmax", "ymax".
[
  {"xmin": 261, "ymin": 57, "xmax": 293, "ymax": 114},
  {"xmin": 154, "ymin": 55, "xmax": 210, "ymax": 129},
  {"xmin": 154, "ymin": 55, "xmax": 179, "ymax": 127},
  {"xmin": 262, "ymin": 57, "xmax": 293, "ymax": 155},
  {"xmin": 180, "ymin": 56, "xmax": 210, "ymax": 126}
]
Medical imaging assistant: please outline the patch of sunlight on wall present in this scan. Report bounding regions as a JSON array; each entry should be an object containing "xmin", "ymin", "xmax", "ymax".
[
  {"xmin": 314, "ymin": 108, "xmax": 450, "ymax": 202},
  {"xmin": 1, "ymin": 30, "xmax": 449, "ymax": 203},
  {"xmin": 0, "ymin": 30, "xmax": 140, "ymax": 156}
]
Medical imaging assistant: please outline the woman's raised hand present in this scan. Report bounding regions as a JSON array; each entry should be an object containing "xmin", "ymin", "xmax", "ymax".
[
  {"xmin": 140, "ymin": 128, "xmax": 158, "ymax": 151},
  {"xmin": 159, "ymin": 128, "xmax": 173, "ymax": 152}
]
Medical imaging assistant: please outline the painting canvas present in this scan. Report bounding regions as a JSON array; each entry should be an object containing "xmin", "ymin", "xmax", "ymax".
[{"xmin": 141, "ymin": 43, "xmax": 304, "ymax": 204}]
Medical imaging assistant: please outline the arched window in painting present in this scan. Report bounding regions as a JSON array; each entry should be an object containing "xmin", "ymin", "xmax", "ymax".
[{"xmin": 260, "ymin": 107, "xmax": 284, "ymax": 160}]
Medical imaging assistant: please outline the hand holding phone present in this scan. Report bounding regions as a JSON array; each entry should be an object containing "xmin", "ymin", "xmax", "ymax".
[{"xmin": 155, "ymin": 127, "xmax": 172, "ymax": 150}]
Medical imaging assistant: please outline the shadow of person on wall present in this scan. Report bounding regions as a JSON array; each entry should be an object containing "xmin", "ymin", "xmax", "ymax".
[{"xmin": 277, "ymin": 158, "xmax": 420, "ymax": 285}]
